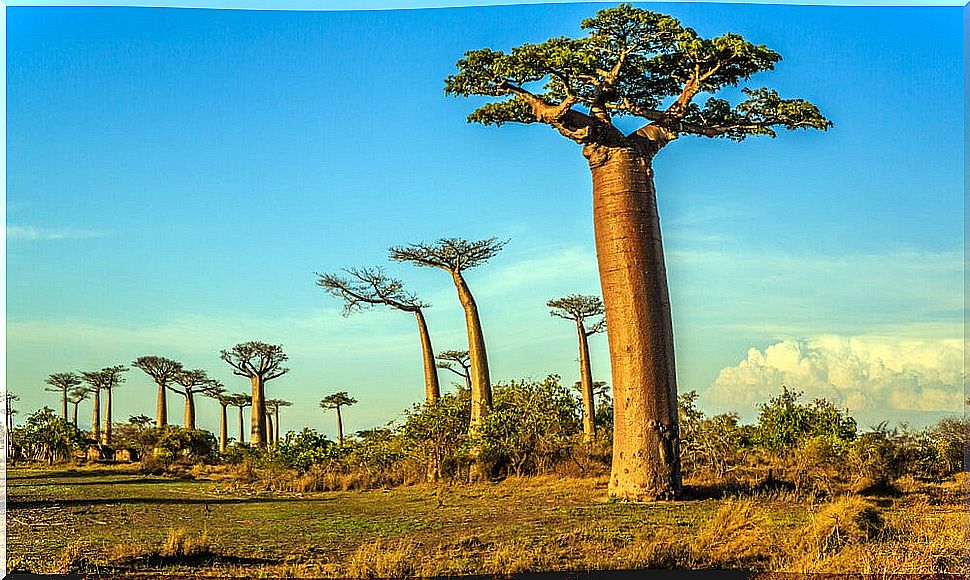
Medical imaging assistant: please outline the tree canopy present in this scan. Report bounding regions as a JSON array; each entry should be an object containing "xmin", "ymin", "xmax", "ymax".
[
  {"xmin": 220, "ymin": 342, "xmax": 290, "ymax": 381},
  {"xmin": 389, "ymin": 238, "xmax": 508, "ymax": 273},
  {"xmin": 132, "ymin": 356, "xmax": 183, "ymax": 383},
  {"xmin": 317, "ymin": 267, "xmax": 427, "ymax": 315},
  {"xmin": 320, "ymin": 392, "xmax": 358, "ymax": 410},
  {"xmin": 548, "ymin": 294, "xmax": 607, "ymax": 334},
  {"xmin": 445, "ymin": 4, "xmax": 830, "ymax": 149}
]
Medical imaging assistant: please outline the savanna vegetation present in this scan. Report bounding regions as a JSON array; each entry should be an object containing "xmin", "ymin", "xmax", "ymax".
[{"xmin": 6, "ymin": 4, "xmax": 965, "ymax": 578}]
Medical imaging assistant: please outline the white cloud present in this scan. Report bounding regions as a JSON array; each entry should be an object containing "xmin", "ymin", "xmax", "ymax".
[
  {"xmin": 705, "ymin": 335, "xmax": 965, "ymax": 417},
  {"xmin": 7, "ymin": 225, "xmax": 107, "ymax": 241}
]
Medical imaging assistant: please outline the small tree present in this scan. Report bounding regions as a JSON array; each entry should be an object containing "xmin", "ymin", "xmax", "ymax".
[
  {"xmin": 221, "ymin": 341, "xmax": 289, "ymax": 448},
  {"xmin": 132, "ymin": 356, "xmax": 183, "ymax": 428},
  {"xmin": 436, "ymin": 349, "xmax": 472, "ymax": 391},
  {"xmin": 390, "ymin": 237, "xmax": 507, "ymax": 427},
  {"xmin": 11, "ymin": 407, "xmax": 87, "ymax": 464},
  {"xmin": 756, "ymin": 386, "xmax": 857, "ymax": 453},
  {"xmin": 171, "ymin": 369, "xmax": 223, "ymax": 430},
  {"xmin": 320, "ymin": 391, "xmax": 357, "ymax": 446},
  {"xmin": 45, "ymin": 372, "xmax": 82, "ymax": 422},
  {"xmin": 548, "ymin": 294, "xmax": 606, "ymax": 442},
  {"xmin": 318, "ymin": 267, "xmax": 441, "ymax": 402}
]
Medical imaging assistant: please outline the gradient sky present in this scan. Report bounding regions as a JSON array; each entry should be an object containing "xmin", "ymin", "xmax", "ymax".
[{"xmin": 6, "ymin": 2, "xmax": 964, "ymax": 439}]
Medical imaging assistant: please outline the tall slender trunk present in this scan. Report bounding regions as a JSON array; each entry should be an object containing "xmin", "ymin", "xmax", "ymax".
[
  {"xmin": 414, "ymin": 309, "xmax": 441, "ymax": 402},
  {"xmin": 60, "ymin": 391, "xmax": 68, "ymax": 423},
  {"xmin": 588, "ymin": 146, "xmax": 681, "ymax": 501},
  {"xmin": 576, "ymin": 321, "xmax": 596, "ymax": 442},
  {"xmin": 103, "ymin": 387, "xmax": 112, "ymax": 446},
  {"xmin": 336, "ymin": 406, "xmax": 344, "ymax": 447},
  {"xmin": 72, "ymin": 403, "xmax": 79, "ymax": 427},
  {"xmin": 219, "ymin": 403, "xmax": 228, "ymax": 453},
  {"xmin": 185, "ymin": 391, "xmax": 196, "ymax": 430},
  {"xmin": 266, "ymin": 413, "xmax": 274, "ymax": 446},
  {"xmin": 250, "ymin": 376, "xmax": 267, "ymax": 448},
  {"xmin": 237, "ymin": 406, "xmax": 245, "ymax": 444},
  {"xmin": 156, "ymin": 383, "xmax": 168, "ymax": 428},
  {"xmin": 452, "ymin": 271, "xmax": 492, "ymax": 425},
  {"xmin": 274, "ymin": 408, "xmax": 280, "ymax": 443},
  {"xmin": 91, "ymin": 388, "xmax": 101, "ymax": 442}
]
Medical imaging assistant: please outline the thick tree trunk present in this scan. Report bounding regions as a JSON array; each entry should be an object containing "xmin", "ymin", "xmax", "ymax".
[
  {"xmin": 415, "ymin": 309, "xmax": 441, "ymax": 403},
  {"xmin": 576, "ymin": 321, "xmax": 596, "ymax": 442},
  {"xmin": 237, "ymin": 407, "xmax": 245, "ymax": 444},
  {"xmin": 336, "ymin": 406, "xmax": 344, "ymax": 447},
  {"xmin": 72, "ymin": 403, "xmax": 79, "ymax": 427},
  {"xmin": 274, "ymin": 408, "xmax": 281, "ymax": 443},
  {"xmin": 266, "ymin": 413, "xmax": 274, "ymax": 446},
  {"xmin": 103, "ymin": 387, "xmax": 113, "ymax": 446},
  {"xmin": 91, "ymin": 389, "xmax": 101, "ymax": 442},
  {"xmin": 250, "ymin": 376, "xmax": 267, "ymax": 448},
  {"xmin": 60, "ymin": 391, "xmax": 68, "ymax": 423},
  {"xmin": 185, "ymin": 392, "xmax": 196, "ymax": 430},
  {"xmin": 451, "ymin": 271, "xmax": 492, "ymax": 425},
  {"xmin": 587, "ymin": 145, "xmax": 681, "ymax": 501},
  {"xmin": 156, "ymin": 384, "xmax": 168, "ymax": 428},
  {"xmin": 219, "ymin": 404, "xmax": 228, "ymax": 453}
]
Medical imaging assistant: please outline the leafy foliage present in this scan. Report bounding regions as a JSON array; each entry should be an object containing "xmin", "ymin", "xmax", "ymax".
[
  {"xmin": 756, "ymin": 386, "xmax": 857, "ymax": 453},
  {"xmin": 389, "ymin": 237, "xmax": 509, "ymax": 272},
  {"xmin": 274, "ymin": 428, "xmax": 340, "ymax": 471},
  {"xmin": 10, "ymin": 407, "xmax": 89, "ymax": 464}
]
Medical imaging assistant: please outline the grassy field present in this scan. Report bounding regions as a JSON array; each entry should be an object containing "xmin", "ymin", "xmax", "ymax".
[{"xmin": 6, "ymin": 464, "xmax": 967, "ymax": 577}]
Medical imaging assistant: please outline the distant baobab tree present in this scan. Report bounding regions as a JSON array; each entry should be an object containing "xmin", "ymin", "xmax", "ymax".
[
  {"xmin": 81, "ymin": 365, "xmax": 128, "ymax": 445},
  {"xmin": 390, "ymin": 237, "xmax": 507, "ymax": 426},
  {"xmin": 209, "ymin": 391, "xmax": 233, "ymax": 452},
  {"xmin": 265, "ymin": 399, "xmax": 292, "ymax": 445},
  {"xmin": 227, "ymin": 394, "xmax": 251, "ymax": 445},
  {"xmin": 172, "ymin": 369, "xmax": 223, "ymax": 430},
  {"xmin": 67, "ymin": 386, "xmax": 88, "ymax": 427},
  {"xmin": 45, "ymin": 372, "xmax": 82, "ymax": 422},
  {"xmin": 436, "ymin": 349, "xmax": 472, "ymax": 391},
  {"xmin": 548, "ymin": 294, "xmax": 606, "ymax": 442},
  {"xmin": 221, "ymin": 341, "xmax": 289, "ymax": 448},
  {"xmin": 317, "ymin": 267, "xmax": 441, "ymax": 402},
  {"xmin": 446, "ymin": 4, "xmax": 829, "ymax": 499},
  {"xmin": 132, "ymin": 356, "xmax": 183, "ymax": 428},
  {"xmin": 320, "ymin": 391, "xmax": 357, "ymax": 446}
]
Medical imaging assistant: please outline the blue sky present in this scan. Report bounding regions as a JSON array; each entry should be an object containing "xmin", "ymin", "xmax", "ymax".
[{"xmin": 6, "ymin": 2, "xmax": 964, "ymax": 437}]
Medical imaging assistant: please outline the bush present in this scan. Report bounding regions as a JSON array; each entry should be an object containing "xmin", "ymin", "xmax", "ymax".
[
  {"xmin": 134, "ymin": 426, "xmax": 217, "ymax": 467},
  {"xmin": 274, "ymin": 428, "xmax": 340, "ymax": 471},
  {"xmin": 10, "ymin": 407, "xmax": 89, "ymax": 464},
  {"xmin": 756, "ymin": 387, "xmax": 856, "ymax": 453},
  {"xmin": 399, "ymin": 391, "xmax": 473, "ymax": 481},
  {"xmin": 678, "ymin": 391, "xmax": 752, "ymax": 478}
]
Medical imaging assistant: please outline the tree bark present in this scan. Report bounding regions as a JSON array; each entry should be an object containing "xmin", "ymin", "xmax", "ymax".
[
  {"xmin": 237, "ymin": 406, "xmax": 245, "ymax": 444},
  {"xmin": 250, "ymin": 376, "xmax": 267, "ymax": 448},
  {"xmin": 219, "ymin": 403, "xmax": 228, "ymax": 453},
  {"xmin": 415, "ymin": 309, "xmax": 441, "ymax": 403},
  {"xmin": 451, "ymin": 271, "xmax": 492, "ymax": 425},
  {"xmin": 185, "ymin": 392, "xmax": 196, "ymax": 430},
  {"xmin": 91, "ymin": 388, "xmax": 101, "ymax": 442},
  {"xmin": 156, "ymin": 384, "xmax": 168, "ymax": 428},
  {"xmin": 103, "ymin": 387, "xmax": 113, "ymax": 446},
  {"xmin": 60, "ymin": 391, "xmax": 68, "ymax": 423},
  {"xmin": 576, "ymin": 321, "xmax": 596, "ymax": 442},
  {"xmin": 336, "ymin": 406, "xmax": 344, "ymax": 447},
  {"xmin": 266, "ymin": 413, "xmax": 274, "ymax": 446},
  {"xmin": 586, "ymin": 144, "xmax": 681, "ymax": 501},
  {"xmin": 274, "ymin": 407, "xmax": 281, "ymax": 443},
  {"xmin": 72, "ymin": 403, "xmax": 79, "ymax": 427}
]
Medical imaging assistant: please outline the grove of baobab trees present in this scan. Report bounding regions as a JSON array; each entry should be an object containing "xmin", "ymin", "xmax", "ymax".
[
  {"xmin": 445, "ymin": 4, "xmax": 830, "ymax": 500},
  {"xmin": 171, "ymin": 369, "xmax": 224, "ymax": 431},
  {"xmin": 390, "ymin": 237, "xmax": 507, "ymax": 428},
  {"xmin": 221, "ymin": 342, "xmax": 290, "ymax": 449},
  {"xmin": 317, "ymin": 267, "xmax": 441, "ymax": 403},
  {"xmin": 44, "ymin": 372, "xmax": 81, "ymax": 423},
  {"xmin": 548, "ymin": 295, "xmax": 606, "ymax": 442}
]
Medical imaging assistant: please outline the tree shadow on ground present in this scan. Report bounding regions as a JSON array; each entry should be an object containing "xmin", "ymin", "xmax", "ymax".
[
  {"xmin": 6, "ymin": 468, "xmax": 141, "ymax": 481},
  {"xmin": 10, "ymin": 477, "xmax": 174, "ymax": 488},
  {"xmin": 9, "ymin": 496, "xmax": 336, "ymax": 509}
]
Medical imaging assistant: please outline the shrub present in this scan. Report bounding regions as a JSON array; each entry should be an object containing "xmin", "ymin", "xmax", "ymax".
[
  {"xmin": 10, "ymin": 407, "xmax": 89, "ymax": 464},
  {"xmin": 756, "ymin": 387, "xmax": 856, "ymax": 453},
  {"xmin": 399, "ymin": 391, "xmax": 472, "ymax": 481},
  {"xmin": 273, "ymin": 428, "xmax": 339, "ymax": 471},
  {"xmin": 802, "ymin": 496, "xmax": 884, "ymax": 556}
]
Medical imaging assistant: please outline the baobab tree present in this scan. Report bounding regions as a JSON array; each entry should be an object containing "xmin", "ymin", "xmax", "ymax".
[
  {"xmin": 67, "ymin": 387, "xmax": 88, "ymax": 427},
  {"xmin": 81, "ymin": 366, "xmax": 128, "ymax": 445},
  {"xmin": 45, "ymin": 372, "xmax": 82, "ymax": 422},
  {"xmin": 318, "ymin": 267, "xmax": 441, "ymax": 402},
  {"xmin": 227, "ymin": 394, "xmax": 251, "ymax": 445},
  {"xmin": 221, "ymin": 342, "xmax": 289, "ymax": 448},
  {"xmin": 208, "ymin": 391, "xmax": 233, "ymax": 452},
  {"xmin": 549, "ymin": 294, "xmax": 607, "ymax": 442},
  {"xmin": 390, "ymin": 237, "xmax": 507, "ymax": 426},
  {"xmin": 436, "ymin": 349, "xmax": 472, "ymax": 391},
  {"xmin": 172, "ymin": 369, "xmax": 223, "ymax": 430},
  {"xmin": 4, "ymin": 392, "xmax": 19, "ymax": 460},
  {"xmin": 320, "ymin": 391, "xmax": 357, "ymax": 446},
  {"xmin": 265, "ymin": 399, "xmax": 292, "ymax": 445},
  {"xmin": 445, "ymin": 5, "xmax": 829, "ymax": 500},
  {"xmin": 132, "ymin": 356, "xmax": 183, "ymax": 428}
]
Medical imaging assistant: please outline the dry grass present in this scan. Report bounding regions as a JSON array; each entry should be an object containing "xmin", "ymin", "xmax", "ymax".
[
  {"xmin": 344, "ymin": 539, "xmax": 420, "ymax": 579},
  {"xmin": 693, "ymin": 499, "xmax": 774, "ymax": 567},
  {"xmin": 162, "ymin": 527, "xmax": 212, "ymax": 558},
  {"xmin": 50, "ymin": 541, "xmax": 91, "ymax": 574}
]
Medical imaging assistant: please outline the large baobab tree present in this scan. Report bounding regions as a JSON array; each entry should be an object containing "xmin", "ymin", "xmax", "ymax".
[
  {"xmin": 318, "ymin": 267, "xmax": 441, "ymax": 403},
  {"xmin": 45, "ymin": 372, "xmax": 82, "ymax": 422},
  {"xmin": 228, "ymin": 394, "xmax": 251, "ymax": 445},
  {"xmin": 320, "ymin": 391, "xmax": 357, "ymax": 446},
  {"xmin": 221, "ymin": 342, "xmax": 289, "ymax": 448},
  {"xmin": 81, "ymin": 366, "xmax": 128, "ymax": 445},
  {"xmin": 445, "ymin": 5, "xmax": 829, "ymax": 500},
  {"xmin": 132, "ymin": 356, "xmax": 183, "ymax": 428},
  {"xmin": 436, "ymin": 349, "xmax": 472, "ymax": 391},
  {"xmin": 390, "ymin": 237, "xmax": 507, "ymax": 426},
  {"xmin": 265, "ymin": 399, "xmax": 292, "ymax": 445},
  {"xmin": 171, "ymin": 369, "xmax": 223, "ymax": 430},
  {"xmin": 548, "ymin": 294, "xmax": 606, "ymax": 442},
  {"xmin": 67, "ymin": 386, "xmax": 89, "ymax": 427}
]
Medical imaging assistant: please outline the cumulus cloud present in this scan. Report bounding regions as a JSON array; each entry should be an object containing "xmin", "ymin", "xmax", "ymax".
[{"xmin": 705, "ymin": 335, "xmax": 965, "ymax": 415}]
